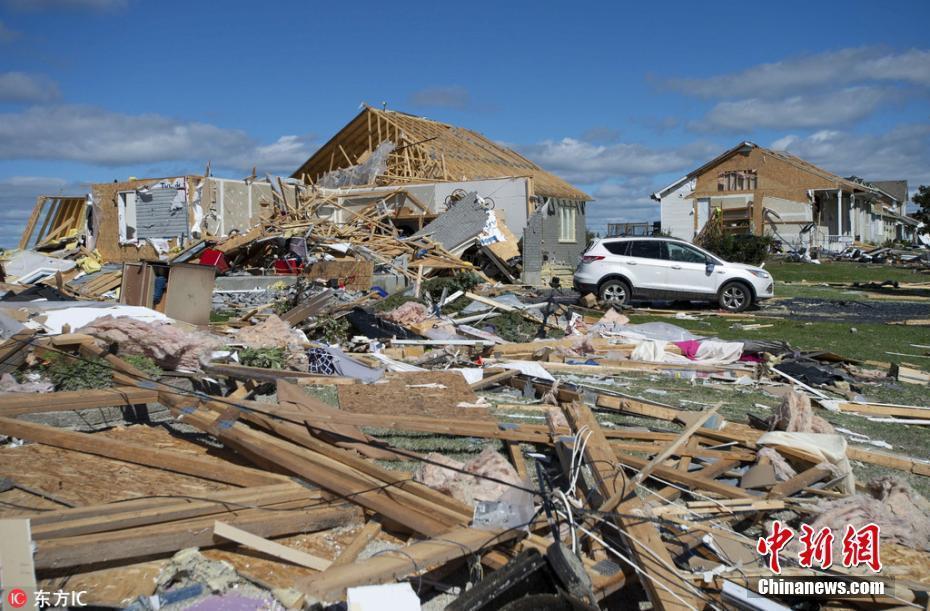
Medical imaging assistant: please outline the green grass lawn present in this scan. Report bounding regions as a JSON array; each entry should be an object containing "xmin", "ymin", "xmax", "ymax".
[
  {"xmin": 627, "ymin": 312, "xmax": 930, "ymax": 365},
  {"xmin": 765, "ymin": 260, "xmax": 930, "ymax": 284}
]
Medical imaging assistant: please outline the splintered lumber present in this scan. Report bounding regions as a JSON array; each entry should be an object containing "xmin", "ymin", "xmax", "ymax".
[
  {"xmin": 0, "ymin": 416, "xmax": 284, "ymax": 487},
  {"xmin": 595, "ymin": 394, "xmax": 704, "ymax": 425},
  {"xmin": 0, "ymin": 387, "xmax": 157, "ymax": 417},
  {"xmin": 29, "ymin": 482, "xmax": 316, "ymax": 539},
  {"xmin": 35, "ymin": 499, "xmax": 356, "ymax": 571},
  {"xmin": 298, "ymin": 526, "xmax": 524, "ymax": 602},
  {"xmin": 561, "ymin": 401, "xmax": 698, "ymax": 611},
  {"xmin": 179, "ymin": 409, "xmax": 463, "ymax": 537},
  {"xmin": 631, "ymin": 403, "xmax": 720, "ymax": 486},
  {"xmin": 275, "ymin": 381, "xmax": 397, "ymax": 460},
  {"xmin": 203, "ymin": 362, "xmax": 326, "ymax": 383},
  {"xmin": 469, "ymin": 368, "xmax": 518, "ymax": 391},
  {"xmin": 612, "ymin": 452, "xmax": 752, "ymax": 500},
  {"xmin": 0, "ymin": 329, "xmax": 37, "ymax": 374},
  {"xmin": 889, "ymin": 363, "xmax": 930, "ymax": 385},
  {"xmin": 845, "ymin": 446, "xmax": 930, "ymax": 477},
  {"xmin": 215, "ymin": 402, "xmax": 470, "ymax": 521},
  {"xmin": 834, "ymin": 400, "xmax": 930, "ymax": 420},
  {"xmin": 213, "ymin": 520, "xmax": 332, "ymax": 571},
  {"xmin": 331, "ymin": 520, "xmax": 382, "ymax": 567},
  {"xmin": 766, "ymin": 466, "xmax": 834, "ymax": 499}
]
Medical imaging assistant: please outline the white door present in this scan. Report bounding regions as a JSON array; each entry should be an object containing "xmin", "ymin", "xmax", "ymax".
[
  {"xmin": 665, "ymin": 242, "xmax": 715, "ymax": 295},
  {"xmin": 626, "ymin": 240, "xmax": 668, "ymax": 292}
]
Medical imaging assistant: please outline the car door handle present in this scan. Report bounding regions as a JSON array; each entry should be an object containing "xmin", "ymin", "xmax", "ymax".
[
  {"xmin": 627, "ymin": 261, "xmax": 636, "ymax": 265},
  {"xmin": 671, "ymin": 265, "xmax": 682, "ymax": 270}
]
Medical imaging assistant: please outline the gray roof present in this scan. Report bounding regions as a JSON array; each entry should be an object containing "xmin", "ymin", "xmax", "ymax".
[{"xmin": 871, "ymin": 180, "xmax": 908, "ymax": 204}]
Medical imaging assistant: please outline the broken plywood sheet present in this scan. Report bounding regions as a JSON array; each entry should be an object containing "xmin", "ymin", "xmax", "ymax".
[
  {"xmin": 483, "ymin": 208, "xmax": 520, "ymax": 262},
  {"xmin": 165, "ymin": 263, "xmax": 215, "ymax": 326},
  {"xmin": 307, "ymin": 259, "xmax": 374, "ymax": 291},
  {"xmin": 0, "ymin": 426, "xmax": 231, "ymax": 511},
  {"xmin": 337, "ymin": 371, "xmax": 487, "ymax": 419}
]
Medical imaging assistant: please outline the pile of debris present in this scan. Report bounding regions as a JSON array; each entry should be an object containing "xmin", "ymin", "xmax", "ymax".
[{"xmin": 1, "ymin": 264, "xmax": 930, "ymax": 610}]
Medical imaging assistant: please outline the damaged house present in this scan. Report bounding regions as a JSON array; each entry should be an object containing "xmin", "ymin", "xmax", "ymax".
[
  {"xmin": 291, "ymin": 106, "xmax": 592, "ymax": 285},
  {"xmin": 18, "ymin": 175, "xmax": 299, "ymax": 264},
  {"xmin": 652, "ymin": 141, "xmax": 918, "ymax": 252},
  {"xmin": 16, "ymin": 107, "xmax": 591, "ymax": 287}
]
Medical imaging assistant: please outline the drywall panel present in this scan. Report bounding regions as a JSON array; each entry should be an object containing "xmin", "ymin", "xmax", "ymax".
[{"xmin": 220, "ymin": 181, "xmax": 252, "ymax": 236}]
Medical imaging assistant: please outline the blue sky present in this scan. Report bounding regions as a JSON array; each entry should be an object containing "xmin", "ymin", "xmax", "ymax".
[{"xmin": 1, "ymin": 0, "xmax": 929, "ymax": 246}]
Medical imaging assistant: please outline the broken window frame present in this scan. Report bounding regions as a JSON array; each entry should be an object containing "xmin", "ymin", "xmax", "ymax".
[{"xmin": 717, "ymin": 170, "xmax": 758, "ymax": 192}]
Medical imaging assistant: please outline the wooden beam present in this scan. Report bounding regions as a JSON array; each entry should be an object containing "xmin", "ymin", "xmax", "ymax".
[
  {"xmin": 0, "ymin": 416, "xmax": 284, "ymax": 487},
  {"xmin": 632, "ymin": 403, "xmax": 721, "ymax": 486},
  {"xmin": 30, "ymin": 483, "xmax": 314, "ymax": 539},
  {"xmin": 0, "ymin": 387, "xmax": 157, "ymax": 417},
  {"xmin": 298, "ymin": 526, "xmax": 523, "ymax": 602},
  {"xmin": 330, "ymin": 520, "xmax": 382, "ymax": 567},
  {"xmin": 35, "ymin": 500, "xmax": 356, "ymax": 572},
  {"xmin": 213, "ymin": 520, "xmax": 332, "ymax": 571}
]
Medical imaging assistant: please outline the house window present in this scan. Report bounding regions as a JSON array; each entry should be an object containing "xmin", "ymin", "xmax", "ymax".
[
  {"xmin": 558, "ymin": 201, "xmax": 576, "ymax": 242},
  {"xmin": 717, "ymin": 170, "xmax": 757, "ymax": 192}
]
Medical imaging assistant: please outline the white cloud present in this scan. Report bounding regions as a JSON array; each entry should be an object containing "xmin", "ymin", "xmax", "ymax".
[
  {"xmin": 0, "ymin": 72, "xmax": 60, "ymax": 103},
  {"xmin": 2, "ymin": 0, "xmax": 127, "ymax": 11},
  {"xmin": 586, "ymin": 179, "xmax": 662, "ymax": 235},
  {"xmin": 0, "ymin": 105, "xmax": 313, "ymax": 173},
  {"xmin": 408, "ymin": 86, "xmax": 472, "ymax": 110},
  {"xmin": 696, "ymin": 87, "xmax": 892, "ymax": 130},
  {"xmin": 666, "ymin": 47, "xmax": 930, "ymax": 99},
  {"xmin": 770, "ymin": 125, "xmax": 930, "ymax": 188},
  {"xmin": 520, "ymin": 138, "xmax": 713, "ymax": 184},
  {"xmin": 0, "ymin": 20, "xmax": 21, "ymax": 43},
  {"xmin": 0, "ymin": 176, "xmax": 86, "ymax": 249}
]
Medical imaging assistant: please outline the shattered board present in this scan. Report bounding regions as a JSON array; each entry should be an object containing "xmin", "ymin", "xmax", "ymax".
[{"xmin": 337, "ymin": 371, "xmax": 489, "ymax": 419}]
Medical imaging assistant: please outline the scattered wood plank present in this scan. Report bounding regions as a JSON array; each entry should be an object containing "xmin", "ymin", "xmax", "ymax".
[
  {"xmin": 298, "ymin": 526, "xmax": 524, "ymax": 602},
  {"xmin": 330, "ymin": 520, "xmax": 382, "ymax": 567},
  {"xmin": 213, "ymin": 520, "xmax": 332, "ymax": 571}
]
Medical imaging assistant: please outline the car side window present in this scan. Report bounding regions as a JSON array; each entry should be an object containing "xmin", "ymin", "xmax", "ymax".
[
  {"xmin": 629, "ymin": 240, "xmax": 664, "ymax": 260},
  {"xmin": 667, "ymin": 243, "xmax": 707, "ymax": 264},
  {"xmin": 604, "ymin": 241, "xmax": 629, "ymax": 255}
]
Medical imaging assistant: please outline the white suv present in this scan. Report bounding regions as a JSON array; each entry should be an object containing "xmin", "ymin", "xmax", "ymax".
[{"xmin": 573, "ymin": 237, "xmax": 774, "ymax": 312}]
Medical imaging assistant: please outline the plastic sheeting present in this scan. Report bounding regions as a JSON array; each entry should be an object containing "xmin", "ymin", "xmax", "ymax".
[
  {"xmin": 320, "ymin": 141, "xmax": 394, "ymax": 189},
  {"xmin": 631, "ymin": 338, "xmax": 743, "ymax": 365}
]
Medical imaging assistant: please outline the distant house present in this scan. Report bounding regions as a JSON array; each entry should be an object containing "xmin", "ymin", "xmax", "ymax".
[
  {"xmin": 292, "ymin": 106, "xmax": 592, "ymax": 284},
  {"xmin": 651, "ymin": 141, "xmax": 917, "ymax": 251}
]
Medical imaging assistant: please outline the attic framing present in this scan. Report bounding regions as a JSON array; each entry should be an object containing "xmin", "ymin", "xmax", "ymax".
[{"xmin": 293, "ymin": 107, "xmax": 589, "ymax": 201}]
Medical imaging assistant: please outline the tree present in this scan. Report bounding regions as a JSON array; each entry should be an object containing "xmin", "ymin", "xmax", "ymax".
[{"xmin": 914, "ymin": 185, "xmax": 930, "ymax": 234}]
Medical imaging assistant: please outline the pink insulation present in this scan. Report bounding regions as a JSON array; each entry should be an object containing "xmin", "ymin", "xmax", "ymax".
[{"xmin": 78, "ymin": 316, "xmax": 222, "ymax": 371}]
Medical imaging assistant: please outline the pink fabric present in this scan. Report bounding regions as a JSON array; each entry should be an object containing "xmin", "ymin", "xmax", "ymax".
[{"xmin": 674, "ymin": 340, "xmax": 701, "ymax": 360}]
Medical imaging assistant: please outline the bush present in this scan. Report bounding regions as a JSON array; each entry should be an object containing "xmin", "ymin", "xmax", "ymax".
[
  {"xmin": 122, "ymin": 354, "xmax": 163, "ymax": 378},
  {"xmin": 42, "ymin": 353, "xmax": 112, "ymax": 391},
  {"xmin": 700, "ymin": 233, "xmax": 776, "ymax": 265},
  {"xmin": 239, "ymin": 347, "xmax": 286, "ymax": 369},
  {"xmin": 314, "ymin": 315, "xmax": 350, "ymax": 344}
]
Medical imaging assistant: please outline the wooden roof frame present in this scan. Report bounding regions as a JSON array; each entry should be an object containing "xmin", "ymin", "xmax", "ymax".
[{"xmin": 292, "ymin": 107, "xmax": 591, "ymax": 201}]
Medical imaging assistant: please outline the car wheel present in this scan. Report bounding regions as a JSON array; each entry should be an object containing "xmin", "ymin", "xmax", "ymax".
[
  {"xmin": 598, "ymin": 279, "xmax": 630, "ymax": 306},
  {"xmin": 718, "ymin": 281, "xmax": 751, "ymax": 312}
]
